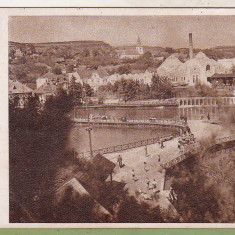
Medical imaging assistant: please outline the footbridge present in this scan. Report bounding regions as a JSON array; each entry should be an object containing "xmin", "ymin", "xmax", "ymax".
[{"xmin": 161, "ymin": 134, "xmax": 235, "ymax": 169}]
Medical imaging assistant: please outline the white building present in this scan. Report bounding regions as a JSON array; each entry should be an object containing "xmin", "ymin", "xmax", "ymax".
[{"xmin": 157, "ymin": 33, "xmax": 228, "ymax": 86}]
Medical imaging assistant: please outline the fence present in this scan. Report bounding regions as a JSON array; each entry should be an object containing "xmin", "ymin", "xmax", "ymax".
[
  {"xmin": 73, "ymin": 116, "xmax": 185, "ymax": 126},
  {"xmin": 162, "ymin": 135, "xmax": 235, "ymax": 169},
  {"xmin": 75, "ymin": 134, "xmax": 177, "ymax": 159},
  {"xmin": 99, "ymin": 99, "xmax": 178, "ymax": 107}
]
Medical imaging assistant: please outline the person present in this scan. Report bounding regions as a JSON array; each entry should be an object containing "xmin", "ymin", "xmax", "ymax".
[
  {"xmin": 143, "ymin": 193, "xmax": 151, "ymax": 200},
  {"xmin": 152, "ymin": 179, "xmax": 157, "ymax": 189},
  {"xmin": 117, "ymin": 155, "xmax": 123, "ymax": 168},
  {"xmin": 207, "ymin": 113, "xmax": 210, "ymax": 120},
  {"xmin": 160, "ymin": 138, "xmax": 164, "ymax": 149},
  {"xmin": 146, "ymin": 177, "xmax": 150, "ymax": 189},
  {"xmin": 158, "ymin": 154, "xmax": 161, "ymax": 162},
  {"xmin": 132, "ymin": 169, "xmax": 138, "ymax": 182},
  {"xmin": 145, "ymin": 145, "xmax": 148, "ymax": 157},
  {"xmin": 144, "ymin": 162, "xmax": 149, "ymax": 172}
]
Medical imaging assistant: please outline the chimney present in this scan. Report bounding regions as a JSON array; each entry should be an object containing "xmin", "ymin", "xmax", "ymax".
[{"xmin": 189, "ymin": 33, "xmax": 194, "ymax": 59}]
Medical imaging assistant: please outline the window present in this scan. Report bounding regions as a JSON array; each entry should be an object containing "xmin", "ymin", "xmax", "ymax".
[{"xmin": 206, "ymin": 65, "xmax": 210, "ymax": 71}]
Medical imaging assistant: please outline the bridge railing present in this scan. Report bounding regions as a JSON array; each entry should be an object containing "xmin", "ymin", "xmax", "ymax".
[
  {"xmin": 102, "ymin": 99, "xmax": 178, "ymax": 106},
  {"xmin": 75, "ymin": 134, "xmax": 177, "ymax": 159},
  {"xmin": 162, "ymin": 135, "xmax": 235, "ymax": 169},
  {"xmin": 73, "ymin": 116, "xmax": 185, "ymax": 126}
]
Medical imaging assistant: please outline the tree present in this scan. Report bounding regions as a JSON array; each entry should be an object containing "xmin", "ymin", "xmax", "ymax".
[
  {"xmin": 117, "ymin": 65, "xmax": 131, "ymax": 75},
  {"xmin": 9, "ymin": 90, "xmax": 74, "ymax": 222},
  {"xmin": 52, "ymin": 64, "xmax": 62, "ymax": 75},
  {"xmin": 136, "ymin": 51, "xmax": 154, "ymax": 69},
  {"xmin": 68, "ymin": 78, "xmax": 83, "ymax": 105},
  {"xmin": 150, "ymin": 75, "xmax": 173, "ymax": 99},
  {"xmin": 170, "ymin": 148, "xmax": 235, "ymax": 223},
  {"xmin": 83, "ymin": 83, "xmax": 94, "ymax": 97}
]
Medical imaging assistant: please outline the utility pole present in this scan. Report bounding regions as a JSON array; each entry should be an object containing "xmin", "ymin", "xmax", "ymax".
[{"xmin": 84, "ymin": 84, "xmax": 93, "ymax": 159}]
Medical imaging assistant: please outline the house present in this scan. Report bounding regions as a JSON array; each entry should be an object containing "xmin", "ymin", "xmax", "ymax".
[
  {"xmin": 79, "ymin": 69, "xmax": 110, "ymax": 91},
  {"xmin": 54, "ymin": 178, "xmax": 111, "ymax": 220},
  {"xmin": 9, "ymin": 80, "xmax": 33, "ymax": 108},
  {"xmin": 67, "ymin": 71, "xmax": 83, "ymax": 84},
  {"xmin": 119, "ymin": 70, "xmax": 153, "ymax": 86},
  {"xmin": 14, "ymin": 48, "xmax": 23, "ymax": 58},
  {"xmin": 52, "ymin": 57, "xmax": 65, "ymax": 64},
  {"xmin": 36, "ymin": 72, "xmax": 58, "ymax": 89},
  {"xmin": 207, "ymin": 73, "xmax": 235, "ymax": 96},
  {"xmin": 34, "ymin": 82, "xmax": 57, "ymax": 104}
]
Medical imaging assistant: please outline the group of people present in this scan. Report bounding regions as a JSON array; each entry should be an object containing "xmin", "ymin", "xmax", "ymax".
[{"xmin": 137, "ymin": 177, "xmax": 159, "ymax": 200}]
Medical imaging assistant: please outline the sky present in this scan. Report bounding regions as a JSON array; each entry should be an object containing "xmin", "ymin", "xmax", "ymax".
[{"xmin": 8, "ymin": 15, "xmax": 235, "ymax": 49}]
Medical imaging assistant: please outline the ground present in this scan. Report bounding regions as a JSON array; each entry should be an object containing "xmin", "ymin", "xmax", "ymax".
[{"xmin": 104, "ymin": 119, "xmax": 229, "ymax": 210}]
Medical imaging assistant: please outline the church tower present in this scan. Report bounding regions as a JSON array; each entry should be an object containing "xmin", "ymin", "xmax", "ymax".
[{"xmin": 136, "ymin": 35, "xmax": 144, "ymax": 55}]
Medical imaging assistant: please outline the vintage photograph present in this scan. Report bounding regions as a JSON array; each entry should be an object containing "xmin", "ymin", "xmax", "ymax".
[{"xmin": 8, "ymin": 15, "xmax": 235, "ymax": 223}]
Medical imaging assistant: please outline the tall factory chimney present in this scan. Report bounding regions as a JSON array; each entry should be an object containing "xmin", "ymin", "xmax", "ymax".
[{"xmin": 189, "ymin": 33, "xmax": 194, "ymax": 59}]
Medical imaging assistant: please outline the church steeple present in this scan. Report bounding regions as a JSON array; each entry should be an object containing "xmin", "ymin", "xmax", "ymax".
[{"xmin": 136, "ymin": 35, "xmax": 144, "ymax": 55}]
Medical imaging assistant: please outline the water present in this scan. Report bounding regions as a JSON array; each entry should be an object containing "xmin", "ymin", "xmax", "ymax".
[{"xmin": 68, "ymin": 106, "xmax": 234, "ymax": 153}]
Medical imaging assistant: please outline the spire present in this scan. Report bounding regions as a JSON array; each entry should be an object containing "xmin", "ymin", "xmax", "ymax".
[{"xmin": 137, "ymin": 35, "xmax": 141, "ymax": 46}]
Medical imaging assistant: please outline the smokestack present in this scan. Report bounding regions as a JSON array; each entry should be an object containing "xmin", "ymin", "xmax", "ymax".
[{"xmin": 189, "ymin": 33, "xmax": 194, "ymax": 59}]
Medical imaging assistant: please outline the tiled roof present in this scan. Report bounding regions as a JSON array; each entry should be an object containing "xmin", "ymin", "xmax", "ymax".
[
  {"xmin": 34, "ymin": 82, "xmax": 57, "ymax": 94},
  {"xmin": 210, "ymin": 73, "xmax": 235, "ymax": 78},
  {"xmin": 25, "ymin": 83, "xmax": 37, "ymax": 90},
  {"xmin": 77, "ymin": 70, "xmax": 93, "ymax": 79},
  {"xmin": 124, "ymin": 49, "xmax": 141, "ymax": 56},
  {"xmin": 95, "ymin": 69, "xmax": 109, "ymax": 78},
  {"xmin": 9, "ymin": 80, "xmax": 33, "ymax": 94},
  {"xmin": 40, "ymin": 72, "xmax": 58, "ymax": 80},
  {"xmin": 91, "ymin": 154, "xmax": 116, "ymax": 181}
]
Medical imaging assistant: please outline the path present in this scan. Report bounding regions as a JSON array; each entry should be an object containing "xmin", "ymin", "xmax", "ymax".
[{"xmin": 104, "ymin": 119, "xmax": 226, "ymax": 210}]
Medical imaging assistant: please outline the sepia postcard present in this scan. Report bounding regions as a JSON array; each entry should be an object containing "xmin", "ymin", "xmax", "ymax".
[{"xmin": 0, "ymin": 7, "xmax": 235, "ymax": 228}]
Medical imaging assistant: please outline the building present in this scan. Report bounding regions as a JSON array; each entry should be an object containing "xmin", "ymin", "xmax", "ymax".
[
  {"xmin": 207, "ymin": 73, "xmax": 235, "ymax": 96},
  {"xmin": 157, "ymin": 33, "xmax": 227, "ymax": 86},
  {"xmin": 34, "ymin": 82, "xmax": 58, "ymax": 104},
  {"xmin": 9, "ymin": 80, "xmax": 33, "ymax": 108},
  {"xmin": 118, "ymin": 36, "xmax": 144, "ymax": 59},
  {"xmin": 119, "ymin": 70, "xmax": 153, "ymax": 86},
  {"xmin": 36, "ymin": 72, "xmax": 58, "ymax": 89}
]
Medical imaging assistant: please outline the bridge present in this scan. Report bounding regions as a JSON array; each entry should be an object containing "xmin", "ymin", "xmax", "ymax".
[
  {"xmin": 161, "ymin": 134, "xmax": 235, "ymax": 169},
  {"xmin": 74, "ymin": 134, "xmax": 178, "ymax": 159},
  {"xmin": 73, "ymin": 116, "xmax": 186, "ymax": 130}
]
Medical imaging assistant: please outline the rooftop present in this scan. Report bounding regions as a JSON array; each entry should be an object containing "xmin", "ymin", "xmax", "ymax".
[
  {"xmin": 9, "ymin": 80, "xmax": 33, "ymax": 94},
  {"xmin": 34, "ymin": 82, "xmax": 57, "ymax": 94}
]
